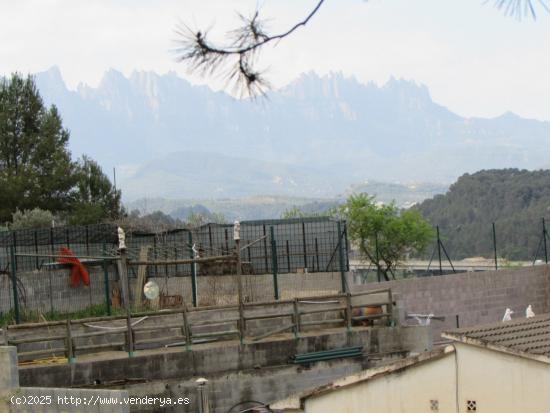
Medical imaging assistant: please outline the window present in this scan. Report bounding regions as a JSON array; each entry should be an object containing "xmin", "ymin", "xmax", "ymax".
[
  {"xmin": 466, "ymin": 400, "xmax": 477, "ymax": 411},
  {"xmin": 430, "ymin": 399, "xmax": 439, "ymax": 411}
]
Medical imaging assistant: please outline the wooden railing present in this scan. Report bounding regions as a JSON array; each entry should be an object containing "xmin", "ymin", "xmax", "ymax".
[{"xmin": 1, "ymin": 289, "xmax": 393, "ymax": 363}]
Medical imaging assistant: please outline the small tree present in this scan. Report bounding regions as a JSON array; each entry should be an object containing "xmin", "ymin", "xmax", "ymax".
[
  {"xmin": 339, "ymin": 193, "xmax": 433, "ymax": 281},
  {"xmin": 70, "ymin": 155, "xmax": 123, "ymax": 225}
]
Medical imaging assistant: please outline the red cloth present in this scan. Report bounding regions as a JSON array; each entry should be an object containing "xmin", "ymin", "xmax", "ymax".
[{"xmin": 57, "ymin": 247, "xmax": 90, "ymax": 287}]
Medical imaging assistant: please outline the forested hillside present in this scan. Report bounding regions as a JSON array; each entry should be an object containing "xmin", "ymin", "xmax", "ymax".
[{"xmin": 416, "ymin": 169, "xmax": 550, "ymax": 260}]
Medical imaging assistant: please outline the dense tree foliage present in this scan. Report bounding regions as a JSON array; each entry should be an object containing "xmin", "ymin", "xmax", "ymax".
[
  {"xmin": 339, "ymin": 193, "xmax": 434, "ymax": 280},
  {"xmin": 0, "ymin": 74, "xmax": 122, "ymax": 227},
  {"xmin": 416, "ymin": 169, "xmax": 550, "ymax": 260},
  {"xmin": 70, "ymin": 155, "xmax": 123, "ymax": 225},
  {"xmin": 0, "ymin": 74, "xmax": 76, "ymax": 222}
]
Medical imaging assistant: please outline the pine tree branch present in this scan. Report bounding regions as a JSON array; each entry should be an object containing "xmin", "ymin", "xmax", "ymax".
[{"xmin": 174, "ymin": 0, "xmax": 326, "ymax": 97}]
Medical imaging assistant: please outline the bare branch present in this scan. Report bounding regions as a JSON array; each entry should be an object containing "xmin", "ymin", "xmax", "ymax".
[{"xmin": 174, "ymin": 0, "xmax": 325, "ymax": 97}]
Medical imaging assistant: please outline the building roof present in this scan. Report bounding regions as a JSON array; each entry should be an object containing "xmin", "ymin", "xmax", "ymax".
[{"xmin": 442, "ymin": 313, "xmax": 550, "ymax": 363}]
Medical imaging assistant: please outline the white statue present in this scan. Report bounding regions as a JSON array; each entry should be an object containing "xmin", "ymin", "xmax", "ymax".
[
  {"xmin": 502, "ymin": 308, "xmax": 514, "ymax": 322},
  {"xmin": 526, "ymin": 305, "xmax": 535, "ymax": 318},
  {"xmin": 117, "ymin": 226, "xmax": 126, "ymax": 250}
]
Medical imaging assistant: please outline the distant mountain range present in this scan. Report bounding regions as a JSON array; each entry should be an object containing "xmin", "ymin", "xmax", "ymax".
[
  {"xmin": 32, "ymin": 67, "xmax": 550, "ymax": 201},
  {"xmin": 124, "ymin": 179, "xmax": 449, "ymax": 222}
]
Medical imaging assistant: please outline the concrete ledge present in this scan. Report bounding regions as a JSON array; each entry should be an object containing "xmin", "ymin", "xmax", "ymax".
[{"xmin": 19, "ymin": 326, "xmax": 431, "ymax": 389}]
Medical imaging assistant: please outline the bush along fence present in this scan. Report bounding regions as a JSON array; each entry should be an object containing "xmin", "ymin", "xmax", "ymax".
[{"xmin": 0, "ymin": 218, "xmax": 350, "ymax": 325}]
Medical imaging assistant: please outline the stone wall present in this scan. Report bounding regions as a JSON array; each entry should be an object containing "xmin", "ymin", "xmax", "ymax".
[{"xmin": 352, "ymin": 265, "xmax": 550, "ymax": 341}]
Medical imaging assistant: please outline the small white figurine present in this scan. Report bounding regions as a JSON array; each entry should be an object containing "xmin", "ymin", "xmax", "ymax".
[
  {"xmin": 233, "ymin": 221, "xmax": 241, "ymax": 241},
  {"xmin": 502, "ymin": 308, "xmax": 514, "ymax": 322},
  {"xmin": 526, "ymin": 305, "xmax": 535, "ymax": 318},
  {"xmin": 117, "ymin": 226, "xmax": 126, "ymax": 250}
]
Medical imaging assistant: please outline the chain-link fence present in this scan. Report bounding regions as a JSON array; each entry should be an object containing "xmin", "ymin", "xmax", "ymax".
[
  {"xmin": 0, "ymin": 218, "xmax": 349, "ymax": 324},
  {"xmin": 354, "ymin": 217, "xmax": 550, "ymax": 283}
]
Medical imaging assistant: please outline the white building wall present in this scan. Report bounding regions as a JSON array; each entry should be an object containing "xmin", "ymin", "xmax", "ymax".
[
  {"xmin": 455, "ymin": 343, "xmax": 550, "ymax": 413},
  {"xmin": 304, "ymin": 355, "xmax": 455, "ymax": 413}
]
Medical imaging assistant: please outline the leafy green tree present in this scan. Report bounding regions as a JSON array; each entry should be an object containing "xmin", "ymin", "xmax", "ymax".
[
  {"xmin": 339, "ymin": 193, "xmax": 434, "ymax": 281},
  {"xmin": 0, "ymin": 74, "xmax": 77, "ymax": 222},
  {"xmin": 70, "ymin": 155, "xmax": 123, "ymax": 225},
  {"xmin": 10, "ymin": 208, "xmax": 54, "ymax": 229}
]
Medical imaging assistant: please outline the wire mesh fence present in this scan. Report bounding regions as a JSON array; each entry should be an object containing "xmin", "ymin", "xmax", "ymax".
[
  {"xmin": 0, "ymin": 218, "xmax": 349, "ymax": 324},
  {"xmin": 353, "ymin": 217, "xmax": 550, "ymax": 283}
]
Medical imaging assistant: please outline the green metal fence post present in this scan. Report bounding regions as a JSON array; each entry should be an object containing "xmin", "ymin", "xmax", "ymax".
[
  {"xmin": 492, "ymin": 222, "xmax": 498, "ymax": 270},
  {"xmin": 270, "ymin": 226, "xmax": 279, "ymax": 300},
  {"xmin": 337, "ymin": 221, "xmax": 347, "ymax": 293},
  {"xmin": 188, "ymin": 231, "xmax": 197, "ymax": 307},
  {"xmin": 437, "ymin": 226, "xmax": 443, "ymax": 275},
  {"xmin": 103, "ymin": 265, "xmax": 112, "ymax": 316},
  {"xmin": 375, "ymin": 231, "xmax": 380, "ymax": 282},
  {"xmin": 9, "ymin": 246, "xmax": 20, "ymax": 324},
  {"xmin": 543, "ymin": 218, "xmax": 548, "ymax": 264}
]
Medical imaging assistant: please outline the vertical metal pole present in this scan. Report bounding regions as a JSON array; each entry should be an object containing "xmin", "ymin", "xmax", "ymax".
[
  {"xmin": 236, "ymin": 237, "xmax": 243, "ymax": 304},
  {"xmin": 235, "ymin": 222, "xmax": 245, "ymax": 344},
  {"xmin": 543, "ymin": 218, "xmax": 548, "ymax": 264},
  {"xmin": 286, "ymin": 240, "xmax": 291, "ymax": 273},
  {"xmin": 103, "ymin": 252, "xmax": 111, "ymax": 316},
  {"xmin": 314, "ymin": 238, "xmax": 320, "ymax": 272},
  {"xmin": 437, "ymin": 226, "xmax": 443, "ymax": 275},
  {"xmin": 50, "ymin": 227, "xmax": 54, "ymax": 258},
  {"xmin": 153, "ymin": 236, "xmax": 158, "ymax": 277},
  {"xmin": 337, "ymin": 221, "xmax": 347, "ymax": 293},
  {"xmin": 343, "ymin": 222, "xmax": 350, "ymax": 271},
  {"xmin": 12, "ymin": 232, "xmax": 17, "ymax": 272},
  {"xmin": 302, "ymin": 222, "xmax": 308, "ymax": 271},
  {"xmin": 188, "ymin": 231, "xmax": 197, "ymax": 307},
  {"xmin": 34, "ymin": 231, "xmax": 39, "ymax": 270},
  {"xmin": 48, "ymin": 270, "xmax": 54, "ymax": 314},
  {"xmin": 9, "ymin": 246, "xmax": 20, "ymax": 324},
  {"xmin": 492, "ymin": 222, "xmax": 498, "ymax": 270},
  {"xmin": 375, "ymin": 231, "xmax": 380, "ymax": 282},
  {"xmin": 85, "ymin": 226, "xmax": 90, "ymax": 256},
  {"xmin": 270, "ymin": 226, "xmax": 279, "ymax": 300},
  {"xmin": 262, "ymin": 225, "xmax": 268, "ymax": 273}
]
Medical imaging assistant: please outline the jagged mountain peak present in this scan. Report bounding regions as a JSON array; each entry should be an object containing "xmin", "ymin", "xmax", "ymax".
[
  {"xmin": 26, "ymin": 67, "xmax": 550, "ymax": 200},
  {"xmin": 35, "ymin": 66, "xmax": 65, "ymax": 86}
]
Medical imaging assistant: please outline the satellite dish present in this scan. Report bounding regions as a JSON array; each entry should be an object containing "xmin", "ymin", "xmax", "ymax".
[{"xmin": 143, "ymin": 280, "xmax": 159, "ymax": 300}]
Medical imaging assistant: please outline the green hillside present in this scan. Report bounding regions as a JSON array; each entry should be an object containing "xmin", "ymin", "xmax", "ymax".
[{"xmin": 416, "ymin": 169, "xmax": 550, "ymax": 260}]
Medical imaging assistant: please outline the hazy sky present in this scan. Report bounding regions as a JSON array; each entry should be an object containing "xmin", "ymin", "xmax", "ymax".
[{"xmin": 1, "ymin": 0, "xmax": 549, "ymax": 120}]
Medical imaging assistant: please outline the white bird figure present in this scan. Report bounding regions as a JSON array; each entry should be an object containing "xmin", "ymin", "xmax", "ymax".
[
  {"xmin": 424, "ymin": 313, "xmax": 434, "ymax": 326},
  {"xmin": 526, "ymin": 305, "xmax": 535, "ymax": 318},
  {"xmin": 502, "ymin": 308, "xmax": 514, "ymax": 322}
]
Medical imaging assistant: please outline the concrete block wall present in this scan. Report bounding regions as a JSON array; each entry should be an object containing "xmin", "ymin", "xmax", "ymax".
[
  {"xmin": 2, "ymin": 268, "xmax": 341, "ymax": 316},
  {"xmin": 0, "ymin": 266, "xmax": 114, "ymax": 315},
  {"xmin": 0, "ymin": 346, "xmax": 129, "ymax": 412},
  {"xmin": 352, "ymin": 265, "xmax": 550, "ymax": 341}
]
